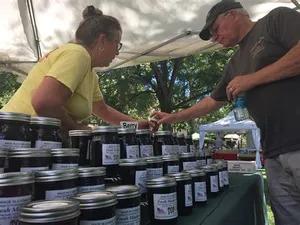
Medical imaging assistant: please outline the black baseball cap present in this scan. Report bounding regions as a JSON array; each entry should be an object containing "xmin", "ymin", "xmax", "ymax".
[{"xmin": 199, "ymin": 0, "xmax": 243, "ymax": 40}]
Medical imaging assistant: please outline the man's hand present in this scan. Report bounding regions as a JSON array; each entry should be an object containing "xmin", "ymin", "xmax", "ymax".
[{"xmin": 150, "ymin": 111, "xmax": 177, "ymax": 125}]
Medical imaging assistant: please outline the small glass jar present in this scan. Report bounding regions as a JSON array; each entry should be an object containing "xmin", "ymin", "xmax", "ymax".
[
  {"xmin": 177, "ymin": 133, "xmax": 187, "ymax": 154},
  {"xmin": 145, "ymin": 156, "xmax": 164, "ymax": 181},
  {"xmin": 202, "ymin": 165, "xmax": 219, "ymax": 197},
  {"xmin": 185, "ymin": 135, "xmax": 196, "ymax": 153},
  {"xmin": 172, "ymin": 133, "xmax": 180, "ymax": 155},
  {"xmin": 167, "ymin": 172, "xmax": 193, "ymax": 216},
  {"xmin": 118, "ymin": 128, "xmax": 139, "ymax": 159},
  {"xmin": 74, "ymin": 191, "xmax": 117, "ymax": 225},
  {"xmin": 153, "ymin": 131, "xmax": 175, "ymax": 156},
  {"xmin": 185, "ymin": 169, "xmax": 207, "ymax": 206},
  {"xmin": 7, "ymin": 148, "xmax": 51, "ymax": 172},
  {"xmin": 69, "ymin": 130, "xmax": 92, "ymax": 166},
  {"xmin": 222, "ymin": 161, "xmax": 229, "ymax": 188},
  {"xmin": 0, "ymin": 172, "xmax": 34, "ymax": 225},
  {"xmin": 78, "ymin": 167, "xmax": 106, "ymax": 193},
  {"xmin": 213, "ymin": 162, "xmax": 224, "ymax": 191},
  {"xmin": 19, "ymin": 200, "xmax": 80, "ymax": 225},
  {"xmin": 51, "ymin": 148, "xmax": 79, "ymax": 170},
  {"xmin": 197, "ymin": 152, "xmax": 206, "ymax": 167},
  {"xmin": 0, "ymin": 112, "xmax": 31, "ymax": 149},
  {"xmin": 30, "ymin": 116, "xmax": 62, "ymax": 149},
  {"xmin": 162, "ymin": 155, "xmax": 179, "ymax": 175},
  {"xmin": 179, "ymin": 152, "xmax": 197, "ymax": 171},
  {"xmin": 0, "ymin": 149, "xmax": 7, "ymax": 173},
  {"xmin": 136, "ymin": 129, "xmax": 154, "ymax": 157},
  {"xmin": 146, "ymin": 176, "xmax": 178, "ymax": 225},
  {"xmin": 106, "ymin": 185, "xmax": 141, "ymax": 225},
  {"xmin": 34, "ymin": 168, "xmax": 79, "ymax": 200}
]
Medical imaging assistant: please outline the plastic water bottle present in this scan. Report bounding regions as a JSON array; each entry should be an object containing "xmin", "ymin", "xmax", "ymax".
[{"xmin": 233, "ymin": 94, "xmax": 249, "ymax": 121}]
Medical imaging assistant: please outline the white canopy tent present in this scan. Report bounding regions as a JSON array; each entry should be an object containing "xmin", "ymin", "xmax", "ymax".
[
  {"xmin": 199, "ymin": 111, "xmax": 262, "ymax": 168},
  {"xmin": 0, "ymin": 0, "xmax": 298, "ymax": 78}
]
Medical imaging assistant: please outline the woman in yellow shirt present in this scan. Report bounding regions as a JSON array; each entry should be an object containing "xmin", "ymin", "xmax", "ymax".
[{"xmin": 1, "ymin": 5, "xmax": 151, "ymax": 132}]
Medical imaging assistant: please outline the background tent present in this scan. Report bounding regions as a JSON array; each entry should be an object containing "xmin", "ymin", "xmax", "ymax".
[
  {"xmin": 0, "ymin": 0, "xmax": 298, "ymax": 78},
  {"xmin": 199, "ymin": 111, "xmax": 262, "ymax": 168}
]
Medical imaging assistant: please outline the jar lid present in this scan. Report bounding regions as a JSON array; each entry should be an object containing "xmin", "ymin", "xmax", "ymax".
[
  {"xmin": 92, "ymin": 126, "xmax": 118, "ymax": 133},
  {"xmin": 146, "ymin": 176, "xmax": 176, "ymax": 188},
  {"xmin": 0, "ymin": 149, "xmax": 7, "ymax": 157},
  {"xmin": 118, "ymin": 128, "xmax": 136, "ymax": 134},
  {"xmin": 144, "ymin": 156, "xmax": 163, "ymax": 164},
  {"xmin": 35, "ymin": 168, "xmax": 78, "ymax": 182},
  {"xmin": 179, "ymin": 152, "xmax": 195, "ymax": 158},
  {"xmin": 184, "ymin": 169, "xmax": 206, "ymax": 177},
  {"xmin": 0, "ymin": 172, "xmax": 34, "ymax": 186},
  {"xmin": 30, "ymin": 116, "xmax": 61, "ymax": 127},
  {"xmin": 119, "ymin": 158, "xmax": 147, "ymax": 166},
  {"xmin": 0, "ymin": 112, "xmax": 30, "ymax": 122},
  {"xmin": 8, "ymin": 149, "xmax": 51, "ymax": 158},
  {"xmin": 154, "ymin": 131, "xmax": 172, "ymax": 136},
  {"xmin": 74, "ymin": 191, "xmax": 117, "ymax": 209},
  {"xmin": 136, "ymin": 129, "xmax": 151, "ymax": 135},
  {"xmin": 177, "ymin": 133, "xmax": 185, "ymax": 138},
  {"xmin": 51, "ymin": 148, "xmax": 79, "ymax": 157},
  {"xmin": 78, "ymin": 167, "xmax": 106, "ymax": 177},
  {"xmin": 19, "ymin": 200, "xmax": 80, "ymax": 223},
  {"xmin": 69, "ymin": 130, "xmax": 92, "ymax": 136},
  {"xmin": 162, "ymin": 155, "xmax": 179, "ymax": 162},
  {"xmin": 167, "ymin": 172, "xmax": 192, "ymax": 181},
  {"xmin": 106, "ymin": 185, "xmax": 140, "ymax": 200},
  {"xmin": 201, "ymin": 165, "xmax": 217, "ymax": 172}
]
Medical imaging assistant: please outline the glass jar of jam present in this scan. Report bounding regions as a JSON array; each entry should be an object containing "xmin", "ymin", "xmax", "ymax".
[
  {"xmin": 7, "ymin": 148, "xmax": 51, "ymax": 172},
  {"xmin": 30, "ymin": 116, "xmax": 62, "ymax": 149},
  {"xmin": 167, "ymin": 172, "xmax": 193, "ymax": 216},
  {"xmin": 118, "ymin": 128, "xmax": 139, "ymax": 159},
  {"xmin": 19, "ymin": 200, "xmax": 80, "ymax": 225},
  {"xmin": 146, "ymin": 176, "xmax": 178, "ymax": 225},
  {"xmin": 162, "ymin": 155, "xmax": 179, "ymax": 175},
  {"xmin": 74, "ymin": 191, "xmax": 117, "ymax": 225},
  {"xmin": 34, "ymin": 168, "xmax": 79, "ymax": 200},
  {"xmin": 69, "ymin": 130, "xmax": 92, "ymax": 166},
  {"xmin": 177, "ymin": 133, "xmax": 187, "ymax": 154},
  {"xmin": 185, "ymin": 169, "xmax": 207, "ymax": 206},
  {"xmin": 136, "ymin": 129, "xmax": 154, "ymax": 157},
  {"xmin": 145, "ymin": 156, "xmax": 163, "ymax": 181},
  {"xmin": 0, "ymin": 172, "xmax": 34, "ymax": 225},
  {"xmin": 206, "ymin": 152, "xmax": 213, "ymax": 165},
  {"xmin": 202, "ymin": 165, "xmax": 219, "ymax": 197},
  {"xmin": 179, "ymin": 152, "xmax": 197, "ymax": 171},
  {"xmin": 153, "ymin": 131, "xmax": 175, "ymax": 156},
  {"xmin": 172, "ymin": 133, "xmax": 180, "ymax": 155},
  {"xmin": 106, "ymin": 185, "xmax": 141, "ymax": 225},
  {"xmin": 185, "ymin": 135, "xmax": 196, "ymax": 153},
  {"xmin": 51, "ymin": 148, "xmax": 79, "ymax": 170},
  {"xmin": 90, "ymin": 126, "xmax": 120, "ymax": 178},
  {"xmin": 119, "ymin": 158, "xmax": 147, "ymax": 195},
  {"xmin": 196, "ymin": 152, "xmax": 207, "ymax": 167},
  {"xmin": 78, "ymin": 167, "xmax": 106, "ymax": 193},
  {"xmin": 0, "ymin": 149, "xmax": 7, "ymax": 173},
  {"xmin": 222, "ymin": 160, "xmax": 229, "ymax": 188},
  {"xmin": 0, "ymin": 112, "xmax": 31, "ymax": 149}
]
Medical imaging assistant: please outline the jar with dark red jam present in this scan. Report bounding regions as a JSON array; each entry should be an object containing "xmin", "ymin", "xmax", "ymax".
[
  {"xmin": 177, "ymin": 133, "xmax": 187, "ymax": 154},
  {"xmin": 0, "ymin": 172, "xmax": 34, "ymax": 225},
  {"xmin": 167, "ymin": 172, "xmax": 193, "ymax": 216},
  {"xmin": 78, "ymin": 167, "xmax": 106, "ymax": 193},
  {"xmin": 145, "ymin": 156, "xmax": 163, "ymax": 181},
  {"xmin": 179, "ymin": 152, "xmax": 197, "ymax": 171},
  {"xmin": 162, "ymin": 155, "xmax": 179, "ymax": 175},
  {"xmin": 90, "ymin": 126, "xmax": 120, "ymax": 178},
  {"xmin": 30, "ymin": 116, "xmax": 62, "ymax": 149},
  {"xmin": 202, "ymin": 165, "xmax": 219, "ymax": 197},
  {"xmin": 106, "ymin": 185, "xmax": 141, "ymax": 225},
  {"xmin": 136, "ymin": 129, "xmax": 154, "ymax": 157},
  {"xmin": 0, "ymin": 112, "xmax": 31, "ymax": 149},
  {"xmin": 7, "ymin": 148, "xmax": 51, "ymax": 172},
  {"xmin": 119, "ymin": 158, "xmax": 147, "ymax": 195},
  {"xmin": 153, "ymin": 131, "xmax": 174, "ymax": 156},
  {"xmin": 146, "ymin": 176, "xmax": 178, "ymax": 225},
  {"xmin": 51, "ymin": 148, "xmax": 79, "ymax": 170},
  {"xmin": 0, "ymin": 149, "xmax": 7, "ymax": 173},
  {"xmin": 34, "ymin": 168, "xmax": 79, "ymax": 200},
  {"xmin": 74, "ymin": 191, "xmax": 117, "ymax": 225},
  {"xmin": 185, "ymin": 169, "xmax": 207, "ymax": 206},
  {"xmin": 118, "ymin": 128, "xmax": 139, "ymax": 159},
  {"xmin": 69, "ymin": 130, "xmax": 92, "ymax": 166},
  {"xmin": 185, "ymin": 135, "xmax": 196, "ymax": 153},
  {"xmin": 19, "ymin": 200, "xmax": 80, "ymax": 225}
]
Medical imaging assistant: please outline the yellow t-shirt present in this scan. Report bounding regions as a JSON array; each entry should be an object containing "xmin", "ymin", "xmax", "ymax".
[{"xmin": 1, "ymin": 43, "xmax": 102, "ymax": 121}]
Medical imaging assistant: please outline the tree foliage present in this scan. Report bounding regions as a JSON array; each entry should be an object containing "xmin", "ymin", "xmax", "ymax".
[{"xmin": 0, "ymin": 71, "xmax": 21, "ymax": 108}]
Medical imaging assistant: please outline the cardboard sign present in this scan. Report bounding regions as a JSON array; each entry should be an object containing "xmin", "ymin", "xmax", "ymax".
[{"xmin": 120, "ymin": 121, "xmax": 138, "ymax": 130}]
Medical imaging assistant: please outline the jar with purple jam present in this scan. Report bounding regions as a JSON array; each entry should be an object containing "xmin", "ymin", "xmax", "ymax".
[
  {"xmin": 145, "ymin": 156, "xmax": 163, "ymax": 181},
  {"xmin": 179, "ymin": 152, "xmax": 197, "ymax": 171},
  {"xmin": 162, "ymin": 155, "xmax": 179, "ymax": 175},
  {"xmin": 51, "ymin": 148, "xmax": 79, "ymax": 170},
  {"xmin": 0, "ymin": 149, "xmax": 7, "ymax": 173},
  {"xmin": 172, "ymin": 133, "xmax": 180, "ymax": 155},
  {"xmin": 153, "ymin": 131, "xmax": 174, "ymax": 156},
  {"xmin": 177, "ymin": 133, "xmax": 187, "ymax": 154},
  {"xmin": 78, "ymin": 167, "xmax": 106, "ymax": 193},
  {"xmin": 202, "ymin": 165, "xmax": 219, "ymax": 197},
  {"xmin": 185, "ymin": 135, "xmax": 196, "ymax": 153},
  {"xmin": 118, "ymin": 128, "xmax": 140, "ymax": 159},
  {"xmin": 69, "ymin": 130, "xmax": 92, "ymax": 166},
  {"xmin": 19, "ymin": 200, "xmax": 80, "ymax": 225},
  {"xmin": 136, "ymin": 129, "xmax": 154, "ymax": 157},
  {"xmin": 185, "ymin": 169, "xmax": 207, "ymax": 206}
]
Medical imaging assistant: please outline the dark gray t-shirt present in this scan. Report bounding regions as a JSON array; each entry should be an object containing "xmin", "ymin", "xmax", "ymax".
[{"xmin": 211, "ymin": 7, "xmax": 300, "ymax": 158}]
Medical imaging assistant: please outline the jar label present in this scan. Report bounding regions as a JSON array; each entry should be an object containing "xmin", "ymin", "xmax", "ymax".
[
  {"xmin": 197, "ymin": 160, "xmax": 206, "ymax": 167},
  {"xmin": 146, "ymin": 167, "xmax": 163, "ymax": 180},
  {"xmin": 140, "ymin": 145, "xmax": 153, "ymax": 157},
  {"xmin": 184, "ymin": 184, "xmax": 193, "ymax": 207},
  {"xmin": 20, "ymin": 166, "xmax": 49, "ymax": 172},
  {"xmin": 195, "ymin": 182, "xmax": 207, "ymax": 202},
  {"xmin": 210, "ymin": 175, "xmax": 219, "ymax": 193},
  {"xmin": 102, "ymin": 144, "xmax": 120, "ymax": 165},
  {"xmin": 80, "ymin": 216, "xmax": 116, "ymax": 225},
  {"xmin": 52, "ymin": 163, "xmax": 78, "ymax": 170},
  {"xmin": 78, "ymin": 184, "xmax": 105, "ymax": 193},
  {"xmin": 173, "ymin": 145, "xmax": 179, "ymax": 155},
  {"xmin": 0, "ymin": 195, "xmax": 31, "ymax": 225},
  {"xmin": 223, "ymin": 170, "xmax": 229, "ymax": 185},
  {"xmin": 35, "ymin": 140, "xmax": 62, "ymax": 149},
  {"xmin": 207, "ymin": 158, "xmax": 213, "ymax": 165},
  {"xmin": 126, "ymin": 145, "xmax": 139, "ymax": 158},
  {"xmin": 167, "ymin": 165, "xmax": 179, "ymax": 173},
  {"xmin": 153, "ymin": 192, "xmax": 178, "ymax": 220},
  {"xmin": 183, "ymin": 161, "xmax": 197, "ymax": 170},
  {"xmin": 0, "ymin": 140, "xmax": 30, "ymax": 149},
  {"xmin": 179, "ymin": 145, "xmax": 187, "ymax": 153},
  {"xmin": 219, "ymin": 171, "xmax": 224, "ymax": 187},
  {"xmin": 45, "ymin": 187, "xmax": 78, "ymax": 200},
  {"xmin": 189, "ymin": 145, "xmax": 196, "ymax": 153},
  {"xmin": 135, "ymin": 170, "xmax": 147, "ymax": 193},
  {"xmin": 116, "ymin": 205, "xmax": 140, "ymax": 225},
  {"xmin": 162, "ymin": 145, "xmax": 174, "ymax": 155}
]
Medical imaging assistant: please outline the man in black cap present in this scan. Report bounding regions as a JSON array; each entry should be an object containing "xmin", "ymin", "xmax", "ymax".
[{"xmin": 152, "ymin": 1, "xmax": 300, "ymax": 224}]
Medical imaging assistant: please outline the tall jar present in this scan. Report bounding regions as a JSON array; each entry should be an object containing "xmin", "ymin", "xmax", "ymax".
[
  {"xmin": 78, "ymin": 167, "xmax": 106, "ymax": 193},
  {"xmin": 51, "ymin": 148, "xmax": 79, "ymax": 170},
  {"xmin": 118, "ymin": 128, "xmax": 139, "ymax": 159},
  {"xmin": 69, "ymin": 130, "xmax": 92, "ymax": 166},
  {"xmin": 185, "ymin": 169, "xmax": 207, "ymax": 206},
  {"xmin": 153, "ymin": 131, "xmax": 174, "ymax": 156},
  {"xmin": 145, "ymin": 156, "xmax": 163, "ymax": 181},
  {"xmin": 202, "ymin": 165, "xmax": 219, "ymax": 197},
  {"xmin": 136, "ymin": 129, "xmax": 154, "ymax": 157},
  {"xmin": 185, "ymin": 135, "xmax": 195, "ymax": 153},
  {"xmin": 179, "ymin": 152, "xmax": 197, "ymax": 171},
  {"xmin": 177, "ymin": 133, "xmax": 187, "ymax": 154},
  {"xmin": 162, "ymin": 155, "xmax": 179, "ymax": 175}
]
